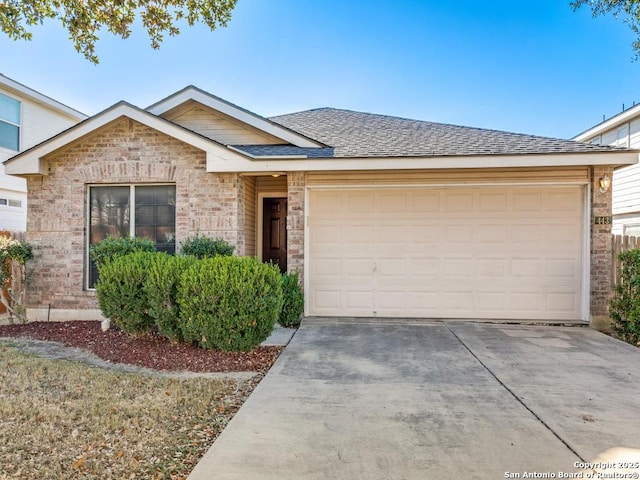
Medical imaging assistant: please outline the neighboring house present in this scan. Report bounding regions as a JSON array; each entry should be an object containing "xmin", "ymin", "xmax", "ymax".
[
  {"xmin": 4, "ymin": 86, "xmax": 638, "ymax": 327},
  {"xmin": 574, "ymin": 105, "xmax": 640, "ymax": 236},
  {"xmin": 0, "ymin": 74, "xmax": 87, "ymax": 231}
]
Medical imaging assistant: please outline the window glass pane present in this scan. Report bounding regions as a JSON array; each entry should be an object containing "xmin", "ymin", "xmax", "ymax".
[
  {"xmin": 135, "ymin": 205, "xmax": 155, "ymax": 225},
  {"xmin": 89, "ymin": 186, "xmax": 130, "ymax": 287},
  {"xmin": 134, "ymin": 185, "xmax": 176, "ymax": 253},
  {"xmin": 0, "ymin": 122, "xmax": 19, "ymax": 150},
  {"xmin": 156, "ymin": 205, "xmax": 174, "ymax": 224},
  {"xmin": 87, "ymin": 185, "xmax": 176, "ymax": 288},
  {"xmin": 0, "ymin": 93, "xmax": 20, "ymax": 124}
]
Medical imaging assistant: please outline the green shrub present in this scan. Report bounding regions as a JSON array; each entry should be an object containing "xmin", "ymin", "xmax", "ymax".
[
  {"xmin": 610, "ymin": 248, "xmax": 640, "ymax": 346},
  {"xmin": 279, "ymin": 271, "xmax": 304, "ymax": 327},
  {"xmin": 90, "ymin": 235, "xmax": 155, "ymax": 269},
  {"xmin": 179, "ymin": 235, "xmax": 235, "ymax": 259},
  {"xmin": 177, "ymin": 256, "xmax": 283, "ymax": 351},
  {"xmin": 95, "ymin": 251, "xmax": 158, "ymax": 335},
  {"xmin": 145, "ymin": 254, "xmax": 197, "ymax": 342}
]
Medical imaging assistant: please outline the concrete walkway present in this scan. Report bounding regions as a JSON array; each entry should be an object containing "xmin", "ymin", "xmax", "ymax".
[{"xmin": 188, "ymin": 319, "xmax": 640, "ymax": 480}]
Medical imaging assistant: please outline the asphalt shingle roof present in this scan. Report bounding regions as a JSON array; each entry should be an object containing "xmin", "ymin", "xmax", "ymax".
[{"xmin": 259, "ymin": 107, "xmax": 622, "ymax": 158}]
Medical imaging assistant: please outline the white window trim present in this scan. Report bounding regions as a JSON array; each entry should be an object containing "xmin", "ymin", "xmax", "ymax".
[{"xmin": 0, "ymin": 91, "xmax": 22, "ymax": 152}]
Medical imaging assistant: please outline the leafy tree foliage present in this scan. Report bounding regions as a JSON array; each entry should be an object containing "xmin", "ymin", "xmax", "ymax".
[
  {"xmin": 572, "ymin": 0, "xmax": 640, "ymax": 56},
  {"xmin": 0, "ymin": 0, "xmax": 238, "ymax": 64}
]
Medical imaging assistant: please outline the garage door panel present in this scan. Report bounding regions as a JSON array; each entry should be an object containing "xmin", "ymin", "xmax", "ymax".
[
  {"xmin": 546, "ymin": 190, "xmax": 582, "ymax": 212},
  {"xmin": 312, "ymin": 191, "xmax": 343, "ymax": 215},
  {"xmin": 478, "ymin": 192, "xmax": 508, "ymax": 212},
  {"xmin": 546, "ymin": 291, "xmax": 579, "ymax": 313},
  {"xmin": 512, "ymin": 191, "xmax": 543, "ymax": 211},
  {"xmin": 410, "ymin": 192, "xmax": 440, "ymax": 212},
  {"xmin": 407, "ymin": 258, "xmax": 439, "ymax": 277},
  {"xmin": 445, "ymin": 192, "xmax": 474, "ymax": 211},
  {"xmin": 545, "ymin": 259, "xmax": 580, "ymax": 279},
  {"xmin": 477, "ymin": 259, "xmax": 508, "ymax": 278},
  {"xmin": 308, "ymin": 187, "xmax": 584, "ymax": 320},
  {"xmin": 511, "ymin": 258, "xmax": 542, "ymax": 277},
  {"xmin": 378, "ymin": 192, "xmax": 407, "ymax": 212},
  {"xmin": 347, "ymin": 192, "xmax": 375, "ymax": 214},
  {"xmin": 477, "ymin": 224, "xmax": 510, "ymax": 243}
]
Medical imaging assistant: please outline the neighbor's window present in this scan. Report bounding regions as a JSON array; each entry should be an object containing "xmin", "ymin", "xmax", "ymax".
[
  {"xmin": 88, "ymin": 184, "xmax": 176, "ymax": 287},
  {"xmin": 0, "ymin": 92, "xmax": 20, "ymax": 151}
]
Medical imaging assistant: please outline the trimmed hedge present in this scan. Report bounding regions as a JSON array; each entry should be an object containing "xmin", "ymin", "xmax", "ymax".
[
  {"xmin": 610, "ymin": 248, "xmax": 640, "ymax": 346},
  {"xmin": 178, "ymin": 256, "xmax": 283, "ymax": 351},
  {"xmin": 145, "ymin": 254, "xmax": 197, "ymax": 342},
  {"xmin": 90, "ymin": 235, "xmax": 155, "ymax": 269},
  {"xmin": 95, "ymin": 251, "xmax": 157, "ymax": 335},
  {"xmin": 179, "ymin": 235, "xmax": 235, "ymax": 259},
  {"xmin": 279, "ymin": 271, "xmax": 304, "ymax": 327}
]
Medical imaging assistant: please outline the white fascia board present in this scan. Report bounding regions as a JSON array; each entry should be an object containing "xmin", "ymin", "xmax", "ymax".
[
  {"xmin": 5, "ymin": 103, "xmax": 243, "ymax": 175},
  {"xmin": 147, "ymin": 87, "xmax": 324, "ymax": 149},
  {"xmin": 207, "ymin": 151, "xmax": 640, "ymax": 173},
  {"xmin": 573, "ymin": 104, "xmax": 640, "ymax": 141},
  {"xmin": 0, "ymin": 74, "xmax": 87, "ymax": 121}
]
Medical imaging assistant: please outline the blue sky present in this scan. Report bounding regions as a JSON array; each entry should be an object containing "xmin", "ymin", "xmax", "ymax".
[{"xmin": 1, "ymin": 0, "xmax": 639, "ymax": 139}]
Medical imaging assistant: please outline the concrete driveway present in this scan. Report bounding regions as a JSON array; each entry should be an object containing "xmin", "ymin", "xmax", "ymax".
[{"xmin": 188, "ymin": 319, "xmax": 640, "ymax": 480}]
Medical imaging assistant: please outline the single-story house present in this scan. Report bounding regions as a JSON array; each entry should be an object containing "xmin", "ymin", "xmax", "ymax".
[{"xmin": 4, "ymin": 86, "xmax": 638, "ymax": 327}]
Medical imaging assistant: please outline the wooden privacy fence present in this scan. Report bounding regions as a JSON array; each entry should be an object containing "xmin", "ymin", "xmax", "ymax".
[
  {"xmin": 0, "ymin": 230, "xmax": 26, "ymax": 315},
  {"xmin": 612, "ymin": 234, "xmax": 640, "ymax": 286}
]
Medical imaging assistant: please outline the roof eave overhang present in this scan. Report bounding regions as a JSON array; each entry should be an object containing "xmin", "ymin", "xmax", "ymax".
[
  {"xmin": 4, "ymin": 102, "xmax": 247, "ymax": 176},
  {"xmin": 0, "ymin": 74, "xmax": 87, "ymax": 121},
  {"xmin": 147, "ymin": 87, "xmax": 325, "ymax": 149},
  {"xmin": 573, "ymin": 104, "xmax": 640, "ymax": 142},
  {"xmin": 206, "ymin": 151, "xmax": 640, "ymax": 174}
]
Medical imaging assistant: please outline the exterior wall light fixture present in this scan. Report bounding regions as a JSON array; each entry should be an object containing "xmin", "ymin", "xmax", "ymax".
[{"xmin": 599, "ymin": 174, "xmax": 611, "ymax": 193}]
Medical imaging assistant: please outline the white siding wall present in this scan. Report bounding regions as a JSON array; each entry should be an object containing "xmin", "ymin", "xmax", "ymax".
[
  {"xmin": 0, "ymin": 189, "xmax": 26, "ymax": 231},
  {"xmin": 0, "ymin": 87, "xmax": 81, "ymax": 231},
  {"xmin": 586, "ymin": 117, "xmax": 640, "ymax": 234},
  {"xmin": 20, "ymin": 99, "xmax": 78, "ymax": 150}
]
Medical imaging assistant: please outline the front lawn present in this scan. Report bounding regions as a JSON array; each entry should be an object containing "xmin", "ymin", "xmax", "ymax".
[{"xmin": 0, "ymin": 344, "xmax": 258, "ymax": 479}]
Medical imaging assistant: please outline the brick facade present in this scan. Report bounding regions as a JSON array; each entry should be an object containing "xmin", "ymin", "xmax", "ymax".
[
  {"xmin": 590, "ymin": 165, "xmax": 614, "ymax": 328},
  {"xmin": 22, "ymin": 117, "xmax": 618, "ymax": 325},
  {"xmin": 286, "ymin": 172, "xmax": 305, "ymax": 277},
  {"xmin": 25, "ymin": 118, "xmax": 241, "ymax": 310}
]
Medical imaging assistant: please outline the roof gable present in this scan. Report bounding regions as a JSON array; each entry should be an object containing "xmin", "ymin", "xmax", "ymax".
[
  {"xmin": 165, "ymin": 100, "xmax": 286, "ymax": 146},
  {"xmin": 0, "ymin": 73, "xmax": 87, "ymax": 121},
  {"xmin": 4, "ymin": 102, "xmax": 245, "ymax": 175},
  {"xmin": 147, "ymin": 86, "xmax": 325, "ymax": 149}
]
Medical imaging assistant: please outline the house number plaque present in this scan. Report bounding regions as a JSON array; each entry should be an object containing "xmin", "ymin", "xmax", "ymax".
[{"xmin": 593, "ymin": 216, "xmax": 612, "ymax": 225}]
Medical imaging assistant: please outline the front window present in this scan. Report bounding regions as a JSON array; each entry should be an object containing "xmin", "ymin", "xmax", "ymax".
[
  {"xmin": 88, "ymin": 184, "xmax": 176, "ymax": 287},
  {"xmin": 0, "ymin": 92, "xmax": 20, "ymax": 151}
]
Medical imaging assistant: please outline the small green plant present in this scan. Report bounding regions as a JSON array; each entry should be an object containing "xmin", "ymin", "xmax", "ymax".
[
  {"xmin": 95, "ymin": 251, "xmax": 158, "ymax": 335},
  {"xmin": 145, "ymin": 254, "xmax": 197, "ymax": 342},
  {"xmin": 89, "ymin": 235, "xmax": 155, "ymax": 269},
  {"xmin": 279, "ymin": 271, "xmax": 304, "ymax": 328},
  {"xmin": 0, "ymin": 235, "xmax": 33, "ymax": 324},
  {"xmin": 179, "ymin": 235, "xmax": 235, "ymax": 259},
  {"xmin": 610, "ymin": 248, "xmax": 640, "ymax": 346},
  {"xmin": 178, "ymin": 256, "xmax": 283, "ymax": 351}
]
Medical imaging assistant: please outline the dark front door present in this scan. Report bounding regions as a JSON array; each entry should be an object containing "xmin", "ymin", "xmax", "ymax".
[{"xmin": 262, "ymin": 198, "xmax": 287, "ymax": 273}]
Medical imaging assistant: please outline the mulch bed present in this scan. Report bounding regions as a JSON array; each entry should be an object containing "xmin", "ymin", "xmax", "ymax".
[{"xmin": 0, "ymin": 321, "xmax": 283, "ymax": 373}]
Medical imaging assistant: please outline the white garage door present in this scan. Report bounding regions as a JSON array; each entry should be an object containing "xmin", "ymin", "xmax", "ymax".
[{"xmin": 308, "ymin": 186, "xmax": 584, "ymax": 320}]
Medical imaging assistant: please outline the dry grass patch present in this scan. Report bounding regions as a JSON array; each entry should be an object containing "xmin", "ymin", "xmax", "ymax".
[{"xmin": 0, "ymin": 343, "xmax": 256, "ymax": 479}]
